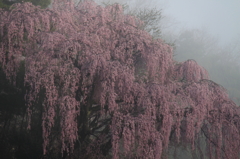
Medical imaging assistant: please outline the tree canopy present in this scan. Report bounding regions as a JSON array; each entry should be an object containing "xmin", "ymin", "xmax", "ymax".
[{"xmin": 0, "ymin": 1, "xmax": 240, "ymax": 158}]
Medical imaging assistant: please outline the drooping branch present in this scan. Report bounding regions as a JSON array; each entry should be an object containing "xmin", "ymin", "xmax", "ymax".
[{"xmin": 1, "ymin": 1, "xmax": 240, "ymax": 158}]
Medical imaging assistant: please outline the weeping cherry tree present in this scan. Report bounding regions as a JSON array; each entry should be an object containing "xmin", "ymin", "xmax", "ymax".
[{"xmin": 0, "ymin": 0, "xmax": 240, "ymax": 158}]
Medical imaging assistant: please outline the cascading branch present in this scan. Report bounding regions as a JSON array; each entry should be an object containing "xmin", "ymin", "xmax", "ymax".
[{"xmin": 0, "ymin": 0, "xmax": 240, "ymax": 158}]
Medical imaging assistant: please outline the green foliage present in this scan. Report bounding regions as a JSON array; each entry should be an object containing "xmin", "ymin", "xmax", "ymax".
[
  {"xmin": 0, "ymin": 0, "xmax": 9, "ymax": 9},
  {"xmin": 0, "ymin": 0, "xmax": 51, "ymax": 9}
]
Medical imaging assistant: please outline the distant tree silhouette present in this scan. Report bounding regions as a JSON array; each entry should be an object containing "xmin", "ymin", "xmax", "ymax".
[{"xmin": 0, "ymin": 1, "xmax": 240, "ymax": 158}]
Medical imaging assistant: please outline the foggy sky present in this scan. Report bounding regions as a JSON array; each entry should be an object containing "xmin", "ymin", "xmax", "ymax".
[
  {"xmin": 123, "ymin": 0, "xmax": 240, "ymax": 46},
  {"xmin": 156, "ymin": 0, "xmax": 240, "ymax": 45}
]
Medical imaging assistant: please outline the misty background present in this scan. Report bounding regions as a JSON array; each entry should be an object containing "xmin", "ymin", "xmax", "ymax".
[{"xmin": 93, "ymin": 0, "xmax": 240, "ymax": 105}]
